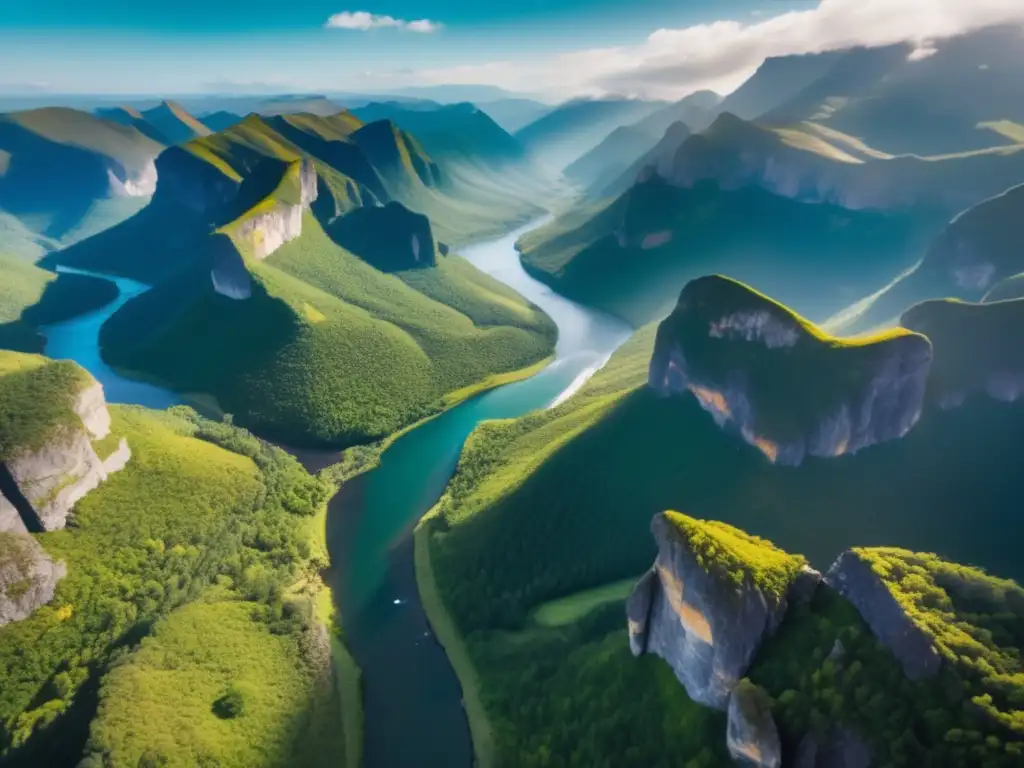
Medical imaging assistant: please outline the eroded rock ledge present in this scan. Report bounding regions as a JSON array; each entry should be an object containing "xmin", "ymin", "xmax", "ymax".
[
  {"xmin": 0, "ymin": 532, "xmax": 66, "ymax": 627},
  {"xmin": 648, "ymin": 275, "xmax": 932, "ymax": 466},
  {"xmin": 627, "ymin": 511, "xmax": 819, "ymax": 709}
]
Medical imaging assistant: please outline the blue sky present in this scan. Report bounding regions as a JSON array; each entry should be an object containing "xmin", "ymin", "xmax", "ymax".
[
  {"xmin": 0, "ymin": 0, "xmax": 808, "ymax": 95},
  {"xmin": 1, "ymin": 0, "xmax": 1021, "ymax": 97}
]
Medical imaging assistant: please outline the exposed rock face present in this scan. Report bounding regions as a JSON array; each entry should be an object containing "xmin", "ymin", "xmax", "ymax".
[
  {"xmin": 0, "ymin": 363, "xmax": 129, "ymax": 533},
  {"xmin": 649, "ymin": 276, "xmax": 932, "ymax": 466},
  {"xmin": 0, "ymin": 532, "xmax": 66, "ymax": 626},
  {"xmin": 627, "ymin": 512, "xmax": 820, "ymax": 709},
  {"xmin": 825, "ymin": 550, "xmax": 940, "ymax": 680},
  {"xmin": 901, "ymin": 296, "xmax": 1024, "ymax": 409},
  {"xmin": 106, "ymin": 158, "xmax": 158, "ymax": 197},
  {"xmin": 727, "ymin": 681, "xmax": 782, "ymax": 768},
  {"xmin": 795, "ymin": 727, "xmax": 873, "ymax": 768},
  {"xmin": 919, "ymin": 184, "xmax": 1024, "ymax": 297},
  {"xmin": 331, "ymin": 201, "xmax": 437, "ymax": 272},
  {"xmin": 211, "ymin": 159, "xmax": 319, "ymax": 298}
]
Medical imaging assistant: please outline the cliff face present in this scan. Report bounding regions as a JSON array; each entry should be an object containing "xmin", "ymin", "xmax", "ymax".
[
  {"xmin": 0, "ymin": 532, "xmax": 66, "ymax": 627},
  {"xmin": 648, "ymin": 276, "xmax": 932, "ymax": 466},
  {"xmin": 901, "ymin": 297, "xmax": 1024, "ymax": 409},
  {"xmin": 211, "ymin": 159, "xmax": 319, "ymax": 299},
  {"xmin": 825, "ymin": 550, "xmax": 940, "ymax": 680},
  {"xmin": 919, "ymin": 183, "xmax": 1024, "ymax": 296},
  {"xmin": 627, "ymin": 512, "xmax": 818, "ymax": 709},
  {"xmin": 0, "ymin": 359, "xmax": 130, "ymax": 534},
  {"xmin": 106, "ymin": 158, "xmax": 158, "ymax": 197},
  {"xmin": 727, "ymin": 681, "xmax": 782, "ymax": 768}
]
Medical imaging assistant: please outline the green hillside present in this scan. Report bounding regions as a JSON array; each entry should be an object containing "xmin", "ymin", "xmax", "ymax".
[
  {"xmin": 518, "ymin": 175, "xmax": 934, "ymax": 326},
  {"xmin": 0, "ymin": 107, "xmax": 162, "ymax": 255},
  {"xmin": 99, "ymin": 210, "xmax": 556, "ymax": 447},
  {"xmin": 419, "ymin": 278, "xmax": 1024, "ymax": 764},
  {"xmin": 50, "ymin": 110, "xmax": 551, "ymax": 284},
  {"xmin": 0, "ymin": 404, "xmax": 340, "ymax": 767},
  {"xmin": 97, "ymin": 100, "xmax": 211, "ymax": 145}
]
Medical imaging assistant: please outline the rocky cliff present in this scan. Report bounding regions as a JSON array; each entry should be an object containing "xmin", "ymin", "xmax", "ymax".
[
  {"xmin": 0, "ymin": 531, "xmax": 66, "ymax": 627},
  {"xmin": 0, "ymin": 353, "xmax": 130, "ymax": 533},
  {"xmin": 627, "ymin": 511, "xmax": 818, "ymax": 709},
  {"xmin": 824, "ymin": 550, "xmax": 940, "ymax": 680},
  {"xmin": 210, "ymin": 159, "xmax": 319, "ymax": 299},
  {"xmin": 727, "ymin": 680, "xmax": 782, "ymax": 768},
  {"xmin": 918, "ymin": 183, "xmax": 1024, "ymax": 297},
  {"xmin": 900, "ymin": 297, "xmax": 1024, "ymax": 408},
  {"xmin": 648, "ymin": 275, "xmax": 932, "ymax": 465}
]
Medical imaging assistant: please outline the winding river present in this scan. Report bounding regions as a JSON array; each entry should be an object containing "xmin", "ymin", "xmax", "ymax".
[{"xmin": 39, "ymin": 220, "xmax": 631, "ymax": 767}]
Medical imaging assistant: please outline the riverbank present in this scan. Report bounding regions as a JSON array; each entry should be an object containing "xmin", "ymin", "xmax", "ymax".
[{"xmin": 415, "ymin": 503, "xmax": 495, "ymax": 768}]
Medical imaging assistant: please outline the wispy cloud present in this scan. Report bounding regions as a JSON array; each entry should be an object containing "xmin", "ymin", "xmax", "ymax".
[
  {"xmin": 375, "ymin": 0, "xmax": 1024, "ymax": 98},
  {"xmin": 324, "ymin": 10, "xmax": 441, "ymax": 33}
]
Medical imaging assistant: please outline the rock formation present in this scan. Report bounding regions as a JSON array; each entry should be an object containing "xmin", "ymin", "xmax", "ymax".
[
  {"xmin": 0, "ymin": 532, "xmax": 66, "ymax": 627},
  {"xmin": 727, "ymin": 681, "xmax": 782, "ymax": 768},
  {"xmin": 794, "ymin": 727, "xmax": 873, "ymax": 768},
  {"xmin": 901, "ymin": 297, "xmax": 1024, "ymax": 408},
  {"xmin": 0, "ymin": 354, "xmax": 130, "ymax": 533},
  {"xmin": 648, "ymin": 275, "xmax": 932, "ymax": 465},
  {"xmin": 627, "ymin": 511, "xmax": 819, "ymax": 709},
  {"xmin": 824, "ymin": 550, "xmax": 941, "ymax": 680}
]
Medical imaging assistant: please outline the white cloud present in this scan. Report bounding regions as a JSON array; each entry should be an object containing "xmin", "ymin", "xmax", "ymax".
[
  {"xmin": 325, "ymin": 10, "xmax": 441, "ymax": 33},
  {"xmin": 376, "ymin": 0, "xmax": 1024, "ymax": 98}
]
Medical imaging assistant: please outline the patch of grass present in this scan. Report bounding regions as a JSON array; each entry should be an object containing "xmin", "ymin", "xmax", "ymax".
[
  {"xmin": 0, "ymin": 351, "xmax": 90, "ymax": 461},
  {"xmin": 977, "ymin": 120, "xmax": 1024, "ymax": 144},
  {"xmin": 531, "ymin": 577, "xmax": 638, "ymax": 627}
]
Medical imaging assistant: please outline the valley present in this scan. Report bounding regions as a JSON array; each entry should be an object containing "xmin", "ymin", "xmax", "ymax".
[{"xmin": 4, "ymin": 8, "xmax": 1024, "ymax": 768}]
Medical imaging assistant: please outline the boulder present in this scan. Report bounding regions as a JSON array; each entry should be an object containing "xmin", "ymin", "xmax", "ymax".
[
  {"xmin": 649, "ymin": 275, "xmax": 932, "ymax": 466},
  {"xmin": 825, "ymin": 550, "xmax": 940, "ymax": 680},
  {"xmin": 627, "ymin": 511, "xmax": 819, "ymax": 709},
  {"xmin": 727, "ymin": 681, "xmax": 781, "ymax": 768},
  {"xmin": 0, "ymin": 532, "xmax": 66, "ymax": 626}
]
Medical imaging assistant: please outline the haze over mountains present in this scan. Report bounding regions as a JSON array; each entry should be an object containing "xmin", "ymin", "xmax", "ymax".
[{"xmin": 3, "ymin": 11, "xmax": 1024, "ymax": 768}]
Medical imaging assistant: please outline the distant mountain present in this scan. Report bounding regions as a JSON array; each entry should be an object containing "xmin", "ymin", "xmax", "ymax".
[
  {"xmin": 564, "ymin": 91, "xmax": 720, "ymax": 193},
  {"xmin": 514, "ymin": 98, "xmax": 668, "ymax": 173},
  {"xmin": 475, "ymin": 98, "xmax": 553, "ymax": 134},
  {"xmin": 517, "ymin": 173, "xmax": 932, "ymax": 327},
  {"xmin": 761, "ymin": 27, "xmax": 1024, "ymax": 156},
  {"xmin": 0, "ymin": 107, "xmax": 162, "ymax": 254},
  {"xmin": 199, "ymin": 110, "xmax": 244, "ymax": 132},
  {"xmin": 716, "ymin": 50, "xmax": 845, "ymax": 120},
  {"xmin": 45, "ymin": 110, "xmax": 560, "ymax": 446},
  {"xmin": 387, "ymin": 84, "xmax": 538, "ymax": 104},
  {"xmin": 596, "ymin": 121, "xmax": 693, "ymax": 198},
  {"xmin": 98, "ymin": 99, "xmax": 211, "ymax": 144},
  {"xmin": 258, "ymin": 95, "xmax": 345, "ymax": 117}
]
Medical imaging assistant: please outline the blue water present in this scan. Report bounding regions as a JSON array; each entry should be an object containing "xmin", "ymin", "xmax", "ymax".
[
  {"xmin": 323, "ymin": 220, "xmax": 632, "ymax": 768},
  {"xmin": 40, "ymin": 267, "xmax": 184, "ymax": 410}
]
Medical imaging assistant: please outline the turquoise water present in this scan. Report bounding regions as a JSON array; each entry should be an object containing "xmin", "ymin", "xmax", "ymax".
[
  {"xmin": 35, "ymin": 223, "xmax": 632, "ymax": 768},
  {"xmin": 325, "ymin": 220, "xmax": 631, "ymax": 767},
  {"xmin": 40, "ymin": 267, "xmax": 184, "ymax": 409}
]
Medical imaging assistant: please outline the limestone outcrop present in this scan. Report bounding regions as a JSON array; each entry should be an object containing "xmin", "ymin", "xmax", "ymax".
[
  {"xmin": 627, "ymin": 511, "xmax": 819, "ymax": 709},
  {"xmin": 0, "ymin": 353, "xmax": 130, "ymax": 533},
  {"xmin": 727, "ymin": 681, "xmax": 782, "ymax": 768},
  {"xmin": 824, "ymin": 550, "xmax": 940, "ymax": 680},
  {"xmin": 648, "ymin": 275, "xmax": 932, "ymax": 465},
  {"xmin": 900, "ymin": 297, "xmax": 1024, "ymax": 409},
  {"xmin": 0, "ymin": 532, "xmax": 66, "ymax": 627}
]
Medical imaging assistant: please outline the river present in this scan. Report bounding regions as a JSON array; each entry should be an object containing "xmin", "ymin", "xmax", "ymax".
[{"xmin": 38, "ymin": 220, "xmax": 631, "ymax": 767}]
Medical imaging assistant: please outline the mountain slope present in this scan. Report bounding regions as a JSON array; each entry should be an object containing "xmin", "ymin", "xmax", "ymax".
[
  {"xmin": 518, "ymin": 174, "xmax": 933, "ymax": 326},
  {"xmin": 514, "ymin": 98, "xmax": 667, "ymax": 172},
  {"xmin": 717, "ymin": 50, "xmax": 845, "ymax": 120},
  {"xmin": 0, "ymin": 108, "xmax": 162, "ymax": 252},
  {"xmin": 98, "ymin": 100, "xmax": 212, "ymax": 145},
  {"xmin": 475, "ymin": 98, "xmax": 552, "ymax": 133}
]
